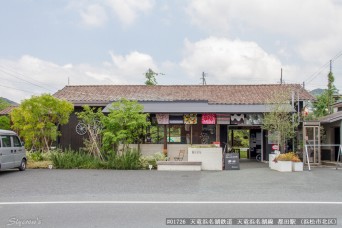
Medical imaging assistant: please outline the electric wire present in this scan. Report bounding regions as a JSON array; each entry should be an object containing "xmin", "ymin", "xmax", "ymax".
[
  {"xmin": 0, "ymin": 68, "xmax": 55, "ymax": 93},
  {"xmin": 0, "ymin": 64, "xmax": 60, "ymax": 91}
]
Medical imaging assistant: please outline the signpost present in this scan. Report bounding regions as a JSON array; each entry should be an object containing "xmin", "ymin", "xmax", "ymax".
[{"xmin": 224, "ymin": 153, "xmax": 240, "ymax": 170}]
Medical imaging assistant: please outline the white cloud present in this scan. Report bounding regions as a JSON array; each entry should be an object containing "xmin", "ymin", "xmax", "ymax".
[
  {"xmin": 68, "ymin": 0, "xmax": 155, "ymax": 27},
  {"xmin": 80, "ymin": 4, "xmax": 108, "ymax": 27},
  {"xmin": 186, "ymin": 0, "xmax": 342, "ymax": 64},
  {"xmin": 106, "ymin": 0, "xmax": 155, "ymax": 26},
  {"xmin": 0, "ymin": 52, "xmax": 158, "ymax": 103},
  {"xmin": 180, "ymin": 37, "xmax": 282, "ymax": 84}
]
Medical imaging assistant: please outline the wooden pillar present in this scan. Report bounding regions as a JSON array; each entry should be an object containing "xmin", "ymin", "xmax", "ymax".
[
  {"xmin": 163, "ymin": 125, "xmax": 167, "ymax": 156},
  {"xmin": 216, "ymin": 124, "xmax": 220, "ymax": 142}
]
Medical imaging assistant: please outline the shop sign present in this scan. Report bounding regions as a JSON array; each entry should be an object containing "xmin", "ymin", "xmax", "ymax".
[
  {"xmin": 217, "ymin": 114, "xmax": 230, "ymax": 124},
  {"xmin": 156, "ymin": 114, "xmax": 169, "ymax": 124},
  {"xmin": 230, "ymin": 114, "xmax": 245, "ymax": 125},
  {"xmin": 224, "ymin": 153, "xmax": 240, "ymax": 170},
  {"xmin": 202, "ymin": 113, "xmax": 216, "ymax": 124},
  {"xmin": 272, "ymin": 145, "xmax": 279, "ymax": 150},
  {"xmin": 184, "ymin": 113, "xmax": 197, "ymax": 124},
  {"xmin": 169, "ymin": 115, "xmax": 184, "ymax": 124}
]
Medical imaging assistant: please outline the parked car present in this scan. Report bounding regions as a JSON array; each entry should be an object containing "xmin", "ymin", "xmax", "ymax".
[{"xmin": 0, "ymin": 130, "xmax": 26, "ymax": 171}]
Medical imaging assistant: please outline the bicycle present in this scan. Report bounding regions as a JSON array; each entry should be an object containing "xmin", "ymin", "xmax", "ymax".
[{"xmin": 256, "ymin": 153, "xmax": 261, "ymax": 162}]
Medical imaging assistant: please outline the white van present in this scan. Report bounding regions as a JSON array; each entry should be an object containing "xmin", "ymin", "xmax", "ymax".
[{"xmin": 0, "ymin": 130, "xmax": 27, "ymax": 171}]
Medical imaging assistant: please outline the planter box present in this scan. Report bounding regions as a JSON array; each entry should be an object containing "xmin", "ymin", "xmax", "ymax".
[
  {"xmin": 269, "ymin": 154, "xmax": 277, "ymax": 170},
  {"xmin": 292, "ymin": 162, "xmax": 303, "ymax": 172},
  {"xmin": 276, "ymin": 161, "xmax": 292, "ymax": 172}
]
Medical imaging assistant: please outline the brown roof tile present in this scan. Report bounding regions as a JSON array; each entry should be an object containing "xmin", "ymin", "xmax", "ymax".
[
  {"xmin": 53, "ymin": 84, "xmax": 315, "ymax": 106},
  {"xmin": 0, "ymin": 106, "xmax": 17, "ymax": 115}
]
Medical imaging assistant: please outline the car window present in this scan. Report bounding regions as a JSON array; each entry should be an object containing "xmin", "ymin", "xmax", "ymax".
[
  {"xmin": 12, "ymin": 136, "xmax": 21, "ymax": 147},
  {"xmin": 1, "ymin": 135, "xmax": 12, "ymax": 147}
]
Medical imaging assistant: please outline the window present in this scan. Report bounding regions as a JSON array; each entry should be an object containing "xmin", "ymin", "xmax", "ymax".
[
  {"xmin": 168, "ymin": 125, "xmax": 182, "ymax": 143},
  {"xmin": 1, "ymin": 135, "xmax": 11, "ymax": 147},
  {"xmin": 12, "ymin": 136, "xmax": 21, "ymax": 147}
]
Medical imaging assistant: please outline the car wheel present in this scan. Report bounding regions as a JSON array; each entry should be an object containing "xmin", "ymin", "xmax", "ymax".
[{"xmin": 19, "ymin": 159, "xmax": 26, "ymax": 171}]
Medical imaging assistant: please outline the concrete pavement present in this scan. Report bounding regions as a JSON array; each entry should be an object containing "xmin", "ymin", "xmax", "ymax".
[{"xmin": 0, "ymin": 162, "xmax": 341, "ymax": 227}]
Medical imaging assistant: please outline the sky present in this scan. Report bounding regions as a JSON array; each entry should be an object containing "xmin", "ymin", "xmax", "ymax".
[{"xmin": 1, "ymin": 0, "xmax": 342, "ymax": 103}]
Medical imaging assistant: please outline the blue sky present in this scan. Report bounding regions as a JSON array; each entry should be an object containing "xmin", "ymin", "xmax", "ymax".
[{"xmin": 1, "ymin": 0, "xmax": 342, "ymax": 102}]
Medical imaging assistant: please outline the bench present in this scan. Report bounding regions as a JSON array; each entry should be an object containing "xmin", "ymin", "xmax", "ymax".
[{"xmin": 157, "ymin": 161, "xmax": 202, "ymax": 171}]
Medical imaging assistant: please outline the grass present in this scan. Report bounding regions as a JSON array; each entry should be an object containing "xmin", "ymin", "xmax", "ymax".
[{"xmin": 27, "ymin": 160, "xmax": 53, "ymax": 169}]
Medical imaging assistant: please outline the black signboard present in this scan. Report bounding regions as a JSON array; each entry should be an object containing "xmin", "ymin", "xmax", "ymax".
[{"xmin": 224, "ymin": 153, "xmax": 240, "ymax": 170}]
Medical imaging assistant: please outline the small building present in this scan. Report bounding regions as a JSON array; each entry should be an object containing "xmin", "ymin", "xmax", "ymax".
[
  {"xmin": 54, "ymin": 84, "xmax": 314, "ymax": 161},
  {"xmin": 319, "ymin": 101, "xmax": 342, "ymax": 162}
]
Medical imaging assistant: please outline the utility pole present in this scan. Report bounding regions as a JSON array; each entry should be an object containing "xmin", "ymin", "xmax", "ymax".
[
  {"xmin": 280, "ymin": 68, "xmax": 283, "ymax": 84},
  {"xmin": 201, "ymin": 72, "xmax": 207, "ymax": 85},
  {"xmin": 330, "ymin": 59, "xmax": 332, "ymax": 73}
]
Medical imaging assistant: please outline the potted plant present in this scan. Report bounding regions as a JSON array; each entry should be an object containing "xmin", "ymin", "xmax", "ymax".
[
  {"xmin": 273, "ymin": 153, "xmax": 293, "ymax": 172},
  {"xmin": 291, "ymin": 155, "xmax": 303, "ymax": 172}
]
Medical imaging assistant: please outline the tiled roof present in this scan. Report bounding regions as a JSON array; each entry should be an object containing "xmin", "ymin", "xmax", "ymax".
[
  {"xmin": 0, "ymin": 106, "xmax": 17, "ymax": 115},
  {"xmin": 319, "ymin": 111, "xmax": 342, "ymax": 123},
  {"xmin": 53, "ymin": 84, "xmax": 315, "ymax": 106}
]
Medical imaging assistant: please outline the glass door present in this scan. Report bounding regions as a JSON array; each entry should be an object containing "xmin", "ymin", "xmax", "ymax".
[{"xmin": 303, "ymin": 122, "xmax": 320, "ymax": 164}]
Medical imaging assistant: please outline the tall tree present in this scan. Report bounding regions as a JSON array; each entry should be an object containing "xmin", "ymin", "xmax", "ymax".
[
  {"xmin": 0, "ymin": 116, "xmax": 10, "ymax": 130},
  {"xmin": 262, "ymin": 90, "xmax": 299, "ymax": 152},
  {"xmin": 76, "ymin": 105, "xmax": 104, "ymax": 160},
  {"xmin": 101, "ymin": 98, "xmax": 150, "ymax": 153},
  {"xmin": 313, "ymin": 72, "xmax": 338, "ymax": 117},
  {"xmin": 144, "ymin": 68, "xmax": 162, "ymax": 85},
  {"xmin": 0, "ymin": 98, "xmax": 10, "ymax": 111},
  {"xmin": 10, "ymin": 94, "xmax": 73, "ymax": 152}
]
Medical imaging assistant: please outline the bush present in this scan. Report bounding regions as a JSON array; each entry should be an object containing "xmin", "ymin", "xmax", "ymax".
[
  {"xmin": 107, "ymin": 149, "xmax": 142, "ymax": 170},
  {"xmin": 51, "ymin": 150, "xmax": 103, "ymax": 169},
  {"xmin": 140, "ymin": 152, "xmax": 166, "ymax": 169},
  {"xmin": 274, "ymin": 152, "xmax": 301, "ymax": 162},
  {"xmin": 28, "ymin": 151, "xmax": 45, "ymax": 162},
  {"xmin": 50, "ymin": 148, "xmax": 142, "ymax": 170}
]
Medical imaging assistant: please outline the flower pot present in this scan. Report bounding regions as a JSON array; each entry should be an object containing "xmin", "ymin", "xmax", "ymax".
[
  {"xmin": 292, "ymin": 162, "xmax": 303, "ymax": 172},
  {"xmin": 277, "ymin": 161, "xmax": 292, "ymax": 172}
]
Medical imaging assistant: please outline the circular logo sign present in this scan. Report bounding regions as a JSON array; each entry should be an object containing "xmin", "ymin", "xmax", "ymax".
[{"xmin": 272, "ymin": 145, "xmax": 279, "ymax": 150}]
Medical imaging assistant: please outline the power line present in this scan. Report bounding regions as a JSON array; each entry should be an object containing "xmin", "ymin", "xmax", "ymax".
[
  {"xmin": 0, "ymin": 64, "xmax": 60, "ymax": 91},
  {"xmin": 0, "ymin": 84, "xmax": 36, "ymax": 93},
  {"xmin": 304, "ymin": 50, "xmax": 342, "ymax": 85},
  {"xmin": 0, "ymin": 68, "xmax": 55, "ymax": 92}
]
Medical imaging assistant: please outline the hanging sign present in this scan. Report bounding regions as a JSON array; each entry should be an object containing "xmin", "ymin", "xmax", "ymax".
[
  {"xmin": 217, "ymin": 114, "xmax": 230, "ymax": 124},
  {"xmin": 231, "ymin": 114, "xmax": 245, "ymax": 125},
  {"xmin": 156, "ymin": 114, "xmax": 169, "ymax": 124},
  {"xmin": 184, "ymin": 114, "xmax": 197, "ymax": 124},
  {"xmin": 169, "ymin": 115, "xmax": 184, "ymax": 124},
  {"xmin": 202, "ymin": 113, "xmax": 216, "ymax": 124}
]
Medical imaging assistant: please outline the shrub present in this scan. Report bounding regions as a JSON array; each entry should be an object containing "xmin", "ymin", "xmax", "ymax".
[
  {"xmin": 50, "ymin": 149, "xmax": 103, "ymax": 169},
  {"xmin": 274, "ymin": 152, "xmax": 301, "ymax": 162},
  {"xmin": 28, "ymin": 152, "xmax": 45, "ymax": 162},
  {"xmin": 140, "ymin": 152, "xmax": 166, "ymax": 169},
  {"xmin": 107, "ymin": 149, "xmax": 142, "ymax": 170}
]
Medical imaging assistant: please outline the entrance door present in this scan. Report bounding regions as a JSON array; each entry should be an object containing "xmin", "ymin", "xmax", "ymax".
[
  {"xmin": 220, "ymin": 125, "xmax": 228, "ymax": 149},
  {"xmin": 303, "ymin": 122, "xmax": 320, "ymax": 164}
]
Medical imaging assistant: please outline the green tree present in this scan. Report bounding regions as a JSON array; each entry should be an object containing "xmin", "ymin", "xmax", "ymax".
[
  {"xmin": 144, "ymin": 68, "xmax": 162, "ymax": 85},
  {"xmin": 0, "ymin": 116, "xmax": 10, "ymax": 130},
  {"xmin": 102, "ymin": 99, "xmax": 150, "ymax": 152},
  {"xmin": 0, "ymin": 98, "xmax": 10, "ymax": 111},
  {"xmin": 76, "ymin": 105, "xmax": 104, "ymax": 160},
  {"xmin": 262, "ymin": 90, "xmax": 299, "ymax": 152},
  {"xmin": 313, "ymin": 72, "xmax": 338, "ymax": 117},
  {"xmin": 10, "ymin": 94, "xmax": 74, "ymax": 152}
]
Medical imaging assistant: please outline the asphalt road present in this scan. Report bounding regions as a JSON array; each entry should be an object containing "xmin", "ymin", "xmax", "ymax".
[{"xmin": 0, "ymin": 162, "xmax": 341, "ymax": 227}]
